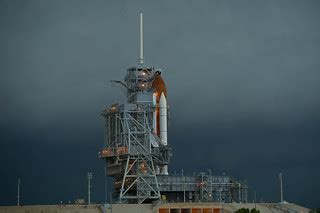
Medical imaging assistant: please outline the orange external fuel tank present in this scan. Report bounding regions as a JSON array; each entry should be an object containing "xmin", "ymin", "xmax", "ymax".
[{"xmin": 152, "ymin": 74, "xmax": 167, "ymax": 136}]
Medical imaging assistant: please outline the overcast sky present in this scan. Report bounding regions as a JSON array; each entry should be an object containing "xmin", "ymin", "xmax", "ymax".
[{"xmin": 0, "ymin": 0, "xmax": 320, "ymax": 208}]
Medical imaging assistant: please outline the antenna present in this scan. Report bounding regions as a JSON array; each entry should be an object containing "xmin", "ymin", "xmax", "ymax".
[
  {"xmin": 17, "ymin": 178, "xmax": 20, "ymax": 206},
  {"xmin": 279, "ymin": 173, "xmax": 283, "ymax": 202},
  {"xmin": 138, "ymin": 12, "xmax": 144, "ymax": 65},
  {"xmin": 87, "ymin": 172, "xmax": 93, "ymax": 205}
]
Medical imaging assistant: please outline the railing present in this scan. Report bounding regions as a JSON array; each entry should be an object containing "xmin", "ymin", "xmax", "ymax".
[{"xmin": 99, "ymin": 147, "xmax": 129, "ymax": 158}]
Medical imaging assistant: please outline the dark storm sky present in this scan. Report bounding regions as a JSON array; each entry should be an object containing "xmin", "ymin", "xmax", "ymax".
[{"xmin": 1, "ymin": 0, "xmax": 320, "ymax": 208}]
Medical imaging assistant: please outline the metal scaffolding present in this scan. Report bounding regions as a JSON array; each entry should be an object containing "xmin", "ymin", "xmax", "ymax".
[
  {"xmin": 99, "ymin": 13, "xmax": 249, "ymax": 204},
  {"xmin": 156, "ymin": 173, "xmax": 248, "ymax": 203},
  {"xmin": 99, "ymin": 66, "xmax": 170, "ymax": 204}
]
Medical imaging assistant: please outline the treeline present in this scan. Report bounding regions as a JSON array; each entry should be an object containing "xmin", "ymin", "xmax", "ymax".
[{"xmin": 236, "ymin": 208, "xmax": 260, "ymax": 213}]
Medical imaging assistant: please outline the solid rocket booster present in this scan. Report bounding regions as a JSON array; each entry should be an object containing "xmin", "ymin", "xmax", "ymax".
[
  {"xmin": 153, "ymin": 93, "xmax": 160, "ymax": 175},
  {"xmin": 159, "ymin": 92, "xmax": 168, "ymax": 175},
  {"xmin": 159, "ymin": 92, "xmax": 167, "ymax": 146},
  {"xmin": 152, "ymin": 93, "xmax": 157, "ymax": 134}
]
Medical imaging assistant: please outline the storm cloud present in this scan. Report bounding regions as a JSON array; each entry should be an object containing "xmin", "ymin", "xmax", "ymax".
[{"xmin": 0, "ymin": 0, "xmax": 320, "ymax": 208}]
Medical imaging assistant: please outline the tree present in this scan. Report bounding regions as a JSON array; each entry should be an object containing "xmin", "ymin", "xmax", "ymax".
[
  {"xmin": 250, "ymin": 208, "xmax": 260, "ymax": 213},
  {"xmin": 235, "ymin": 208, "xmax": 260, "ymax": 213},
  {"xmin": 236, "ymin": 208, "xmax": 249, "ymax": 213}
]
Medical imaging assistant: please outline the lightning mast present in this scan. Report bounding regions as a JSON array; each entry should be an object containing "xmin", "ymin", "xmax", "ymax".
[
  {"xmin": 279, "ymin": 173, "xmax": 284, "ymax": 203},
  {"xmin": 88, "ymin": 172, "xmax": 92, "ymax": 205},
  {"xmin": 138, "ymin": 12, "xmax": 144, "ymax": 65},
  {"xmin": 17, "ymin": 178, "xmax": 20, "ymax": 206}
]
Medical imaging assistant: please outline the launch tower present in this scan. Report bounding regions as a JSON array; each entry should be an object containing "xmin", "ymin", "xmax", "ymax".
[
  {"xmin": 100, "ymin": 13, "xmax": 248, "ymax": 204},
  {"xmin": 99, "ymin": 13, "xmax": 171, "ymax": 204}
]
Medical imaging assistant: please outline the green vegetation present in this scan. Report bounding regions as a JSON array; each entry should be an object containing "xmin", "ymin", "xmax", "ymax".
[
  {"xmin": 250, "ymin": 208, "xmax": 260, "ymax": 213},
  {"xmin": 309, "ymin": 209, "xmax": 320, "ymax": 213},
  {"xmin": 236, "ymin": 208, "xmax": 260, "ymax": 213},
  {"xmin": 236, "ymin": 208, "xmax": 250, "ymax": 213}
]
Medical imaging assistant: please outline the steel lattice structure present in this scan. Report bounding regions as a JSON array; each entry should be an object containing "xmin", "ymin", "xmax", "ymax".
[
  {"xmin": 99, "ymin": 13, "xmax": 248, "ymax": 204},
  {"xmin": 99, "ymin": 65, "xmax": 171, "ymax": 204}
]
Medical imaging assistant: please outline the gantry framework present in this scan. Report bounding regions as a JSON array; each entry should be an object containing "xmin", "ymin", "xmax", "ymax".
[
  {"xmin": 99, "ymin": 66, "xmax": 170, "ymax": 204},
  {"xmin": 156, "ymin": 173, "xmax": 248, "ymax": 203}
]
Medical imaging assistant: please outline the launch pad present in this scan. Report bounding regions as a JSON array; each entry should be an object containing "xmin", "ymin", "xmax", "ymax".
[{"xmin": 99, "ymin": 13, "xmax": 248, "ymax": 204}]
